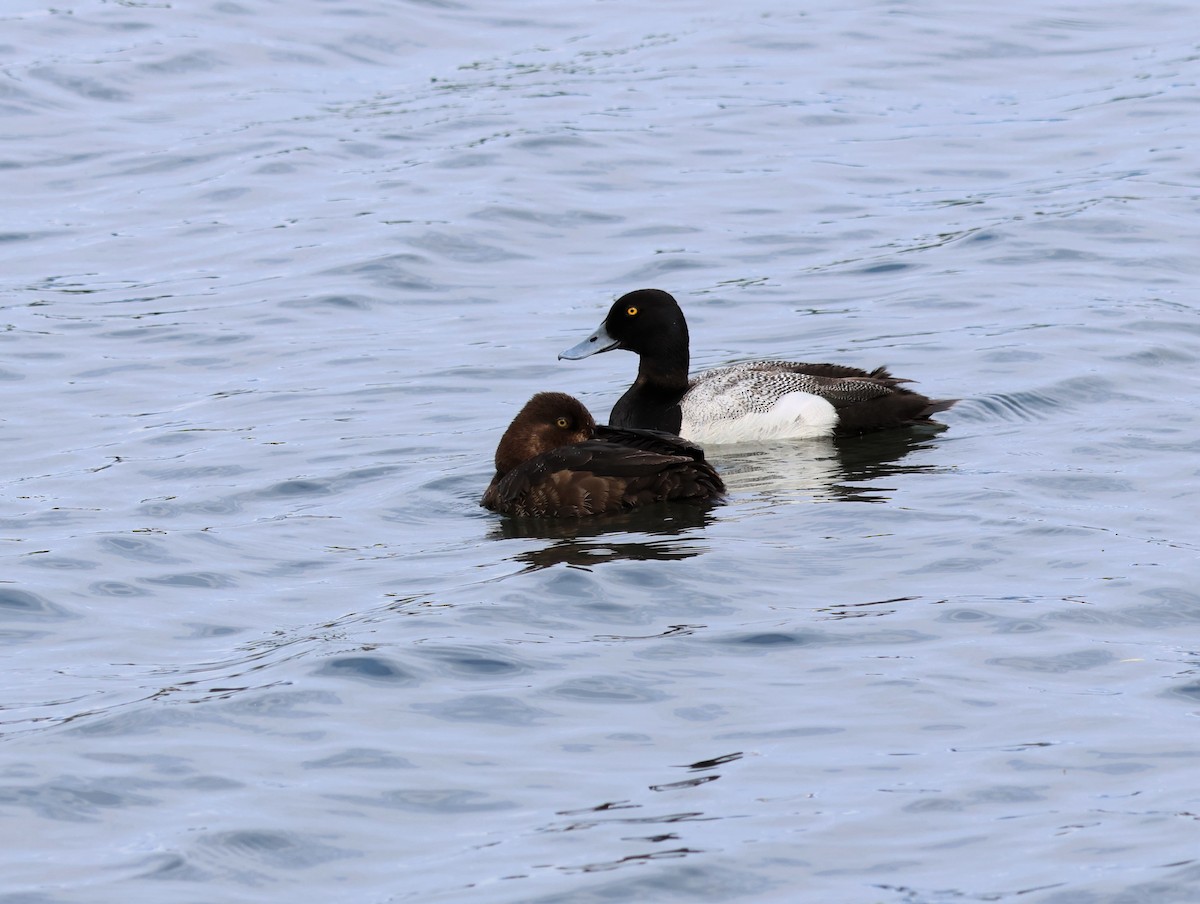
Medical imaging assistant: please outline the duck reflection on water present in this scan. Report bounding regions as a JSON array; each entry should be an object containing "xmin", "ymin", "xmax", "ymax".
[{"xmin": 487, "ymin": 422, "xmax": 949, "ymax": 572}]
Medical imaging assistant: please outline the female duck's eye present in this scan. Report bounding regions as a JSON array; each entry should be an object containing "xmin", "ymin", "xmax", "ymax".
[
  {"xmin": 626, "ymin": 306, "xmax": 638, "ymax": 317},
  {"xmin": 555, "ymin": 417, "xmax": 570, "ymax": 429}
]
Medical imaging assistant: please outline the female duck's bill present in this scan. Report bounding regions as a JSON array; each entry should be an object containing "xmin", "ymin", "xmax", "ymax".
[
  {"xmin": 481, "ymin": 392, "xmax": 725, "ymax": 518},
  {"xmin": 560, "ymin": 288, "xmax": 955, "ymax": 443}
]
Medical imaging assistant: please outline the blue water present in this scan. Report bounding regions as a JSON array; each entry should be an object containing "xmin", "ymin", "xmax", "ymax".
[{"xmin": 2, "ymin": 1, "xmax": 1199, "ymax": 901}]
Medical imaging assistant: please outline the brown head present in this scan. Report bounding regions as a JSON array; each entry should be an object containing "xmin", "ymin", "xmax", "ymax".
[{"xmin": 493, "ymin": 392, "xmax": 596, "ymax": 477}]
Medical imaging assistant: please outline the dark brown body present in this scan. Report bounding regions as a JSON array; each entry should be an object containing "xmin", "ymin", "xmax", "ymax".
[{"xmin": 481, "ymin": 393, "xmax": 725, "ymax": 518}]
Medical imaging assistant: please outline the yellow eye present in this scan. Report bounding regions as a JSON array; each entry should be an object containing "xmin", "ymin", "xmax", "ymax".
[
  {"xmin": 555, "ymin": 417, "xmax": 570, "ymax": 428},
  {"xmin": 626, "ymin": 306, "xmax": 638, "ymax": 317}
]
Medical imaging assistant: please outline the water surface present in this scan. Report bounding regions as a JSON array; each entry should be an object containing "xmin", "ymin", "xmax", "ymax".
[{"xmin": 2, "ymin": 1, "xmax": 1199, "ymax": 901}]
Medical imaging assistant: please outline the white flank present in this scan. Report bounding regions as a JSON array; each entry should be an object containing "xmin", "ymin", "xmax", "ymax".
[{"xmin": 681, "ymin": 391, "xmax": 838, "ymax": 444}]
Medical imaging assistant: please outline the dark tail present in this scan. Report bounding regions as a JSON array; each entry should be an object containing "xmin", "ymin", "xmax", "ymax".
[{"xmin": 919, "ymin": 398, "xmax": 958, "ymax": 419}]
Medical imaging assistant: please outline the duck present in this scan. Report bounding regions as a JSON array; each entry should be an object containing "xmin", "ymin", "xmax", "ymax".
[
  {"xmin": 481, "ymin": 392, "xmax": 725, "ymax": 518},
  {"xmin": 560, "ymin": 288, "xmax": 955, "ymax": 443}
]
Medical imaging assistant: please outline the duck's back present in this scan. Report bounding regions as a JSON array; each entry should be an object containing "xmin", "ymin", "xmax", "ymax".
[{"xmin": 679, "ymin": 360, "xmax": 942, "ymax": 443}]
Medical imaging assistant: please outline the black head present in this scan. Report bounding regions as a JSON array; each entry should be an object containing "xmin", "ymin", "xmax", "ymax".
[
  {"xmin": 559, "ymin": 288, "xmax": 690, "ymax": 363},
  {"xmin": 598, "ymin": 289, "xmax": 688, "ymax": 356},
  {"xmin": 493, "ymin": 392, "xmax": 596, "ymax": 476}
]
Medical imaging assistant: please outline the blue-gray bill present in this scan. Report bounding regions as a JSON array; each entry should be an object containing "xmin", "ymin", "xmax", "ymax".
[{"xmin": 559, "ymin": 322, "xmax": 619, "ymax": 360}]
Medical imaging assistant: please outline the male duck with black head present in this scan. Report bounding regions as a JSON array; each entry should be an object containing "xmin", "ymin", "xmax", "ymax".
[
  {"xmin": 560, "ymin": 288, "xmax": 955, "ymax": 444},
  {"xmin": 482, "ymin": 392, "xmax": 725, "ymax": 518}
]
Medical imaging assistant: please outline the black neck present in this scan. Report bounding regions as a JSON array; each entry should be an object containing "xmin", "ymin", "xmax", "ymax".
[{"xmin": 634, "ymin": 327, "xmax": 689, "ymax": 392}]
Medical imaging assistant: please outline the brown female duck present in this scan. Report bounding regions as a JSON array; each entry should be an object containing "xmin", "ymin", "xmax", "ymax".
[{"xmin": 482, "ymin": 392, "xmax": 725, "ymax": 518}]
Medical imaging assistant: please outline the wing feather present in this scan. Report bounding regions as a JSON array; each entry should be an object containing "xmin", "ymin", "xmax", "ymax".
[{"xmin": 483, "ymin": 441, "xmax": 723, "ymax": 517}]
